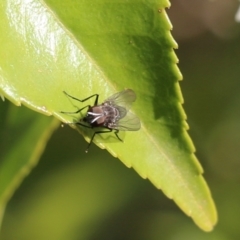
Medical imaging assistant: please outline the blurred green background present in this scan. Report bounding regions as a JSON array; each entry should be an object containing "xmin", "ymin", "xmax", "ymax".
[{"xmin": 1, "ymin": 1, "xmax": 240, "ymax": 239}]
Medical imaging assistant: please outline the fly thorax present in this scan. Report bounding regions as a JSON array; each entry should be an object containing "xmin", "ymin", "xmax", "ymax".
[
  {"xmin": 101, "ymin": 105, "xmax": 120, "ymax": 127},
  {"xmin": 86, "ymin": 106, "xmax": 106, "ymax": 126}
]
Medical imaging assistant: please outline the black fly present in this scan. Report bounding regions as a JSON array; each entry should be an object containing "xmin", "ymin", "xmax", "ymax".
[{"xmin": 61, "ymin": 89, "xmax": 141, "ymax": 152}]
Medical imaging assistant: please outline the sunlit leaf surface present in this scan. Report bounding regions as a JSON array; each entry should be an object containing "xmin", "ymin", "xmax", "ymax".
[{"xmin": 0, "ymin": 0, "xmax": 217, "ymax": 231}]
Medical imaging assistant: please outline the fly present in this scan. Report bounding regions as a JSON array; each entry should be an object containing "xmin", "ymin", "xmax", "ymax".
[{"xmin": 61, "ymin": 89, "xmax": 141, "ymax": 152}]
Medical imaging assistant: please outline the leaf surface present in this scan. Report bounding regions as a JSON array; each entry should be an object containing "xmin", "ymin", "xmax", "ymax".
[{"xmin": 0, "ymin": 0, "xmax": 217, "ymax": 231}]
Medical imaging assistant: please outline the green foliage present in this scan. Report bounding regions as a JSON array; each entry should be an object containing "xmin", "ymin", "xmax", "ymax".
[
  {"xmin": 0, "ymin": 101, "xmax": 59, "ymax": 226},
  {"xmin": 0, "ymin": 0, "xmax": 217, "ymax": 236}
]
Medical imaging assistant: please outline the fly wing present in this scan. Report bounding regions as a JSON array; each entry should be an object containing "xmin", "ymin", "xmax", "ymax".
[
  {"xmin": 105, "ymin": 89, "xmax": 136, "ymax": 110},
  {"xmin": 105, "ymin": 89, "xmax": 140, "ymax": 131},
  {"xmin": 113, "ymin": 111, "xmax": 141, "ymax": 131},
  {"xmin": 115, "ymin": 105, "xmax": 127, "ymax": 119}
]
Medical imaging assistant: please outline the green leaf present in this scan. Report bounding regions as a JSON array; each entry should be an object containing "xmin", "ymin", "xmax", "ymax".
[
  {"xmin": 0, "ymin": 0, "xmax": 217, "ymax": 231},
  {"xmin": 0, "ymin": 100, "xmax": 59, "ymax": 228}
]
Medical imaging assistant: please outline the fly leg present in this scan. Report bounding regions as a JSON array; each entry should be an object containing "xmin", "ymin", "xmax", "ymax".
[
  {"xmin": 61, "ymin": 91, "xmax": 99, "ymax": 116},
  {"xmin": 86, "ymin": 129, "xmax": 123, "ymax": 153},
  {"xmin": 86, "ymin": 129, "xmax": 112, "ymax": 153},
  {"xmin": 61, "ymin": 105, "xmax": 90, "ymax": 115},
  {"xmin": 63, "ymin": 91, "xmax": 99, "ymax": 106},
  {"xmin": 60, "ymin": 105, "xmax": 91, "ymax": 127},
  {"xmin": 114, "ymin": 130, "xmax": 123, "ymax": 142}
]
